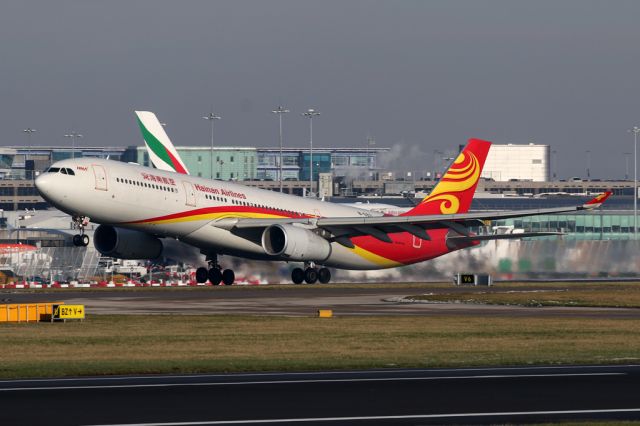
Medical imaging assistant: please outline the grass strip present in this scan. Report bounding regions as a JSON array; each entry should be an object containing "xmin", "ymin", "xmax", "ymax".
[
  {"xmin": 407, "ymin": 284, "xmax": 640, "ymax": 308},
  {"xmin": 2, "ymin": 314, "xmax": 640, "ymax": 379}
]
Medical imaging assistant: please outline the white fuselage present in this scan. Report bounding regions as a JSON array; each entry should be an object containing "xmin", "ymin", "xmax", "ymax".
[{"xmin": 35, "ymin": 158, "xmax": 386, "ymax": 269}]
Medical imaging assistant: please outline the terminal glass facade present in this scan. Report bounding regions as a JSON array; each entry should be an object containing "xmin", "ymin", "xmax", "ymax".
[
  {"xmin": 135, "ymin": 147, "xmax": 257, "ymax": 181},
  {"xmin": 256, "ymin": 148, "xmax": 386, "ymax": 181},
  {"xmin": 299, "ymin": 152, "xmax": 332, "ymax": 181},
  {"xmin": 493, "ymin": 212, "xmax": 638, "ymax": 240}
]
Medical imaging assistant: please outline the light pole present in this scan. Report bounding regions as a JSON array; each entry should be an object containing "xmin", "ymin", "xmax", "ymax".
[
  {"xmin": 272, "ymin": 106, "xmax": 289, "ymax": 192},
  {"xmin": 202, "ymin": 112, "xmax": 221, "ymax": 179},
  {"xmin": 64, "ymin": 131, "xmax": 83, "ymax": 159},
  {"xmin": 631, "ymin": 127, "xmax": 640, "ymax": 240},
  {"xmin": 302, "ymin": 108, "xmax": 320, "ymax": 196},
  {"xmin": 23, "ymin": 128, "xmax": 36, "ymax": 180},
  {"xmin": 432, "ymin": 149, "xmax": 443, "ymax": 179},
  {"xmin": 551, "ymin": 149, "xmax": 557, "ymax": 180},
  {"xmin": 585, "ymin": 150, "xmax": 591, "ymax": 180}
]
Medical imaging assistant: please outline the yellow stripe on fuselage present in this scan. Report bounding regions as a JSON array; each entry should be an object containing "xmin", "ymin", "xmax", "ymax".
[
  {"xmin": 143, "ymin": 212, "xmax": 286, "ymax": 225},
  {"xmin": 348, "ymin": 245, "xmax": 403, "ymax": 268}
]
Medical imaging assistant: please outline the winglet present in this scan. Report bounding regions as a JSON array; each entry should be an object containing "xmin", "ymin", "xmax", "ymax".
[
  {"xmin": 135, "ymin": 111, "xmax": 190, "ymax": 175},
  {"xmin": 582, "ymin": 190, "xmax": 613, "ymax": 209}
]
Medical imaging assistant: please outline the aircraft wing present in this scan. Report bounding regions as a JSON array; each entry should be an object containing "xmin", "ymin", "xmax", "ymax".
[{"xmin": 216, "ymin": 191, "xmax": 612, "ymax": 245}]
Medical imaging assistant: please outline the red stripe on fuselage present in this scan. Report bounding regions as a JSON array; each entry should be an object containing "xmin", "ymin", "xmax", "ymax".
[{"xmin": 124, "ymin": 205, "xmax": 313, "ymax": 224}]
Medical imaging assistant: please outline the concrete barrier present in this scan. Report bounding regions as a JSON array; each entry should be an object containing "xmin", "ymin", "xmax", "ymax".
[{"xmin": 0, "ymin": 302, "xmax": 64, "ymax": 323}]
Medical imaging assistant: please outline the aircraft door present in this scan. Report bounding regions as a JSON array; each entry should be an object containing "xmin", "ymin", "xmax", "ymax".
[
  {"xmin": 412, "ymin": 235, "xmax": 422, "ymax": 249},
  {"xmin": 183, "ymin": 181, "xmax": 196, "ymax": 207},
  {"xmin": 92, "ymin": 165, "xmax": 108, "ymax": 191}
]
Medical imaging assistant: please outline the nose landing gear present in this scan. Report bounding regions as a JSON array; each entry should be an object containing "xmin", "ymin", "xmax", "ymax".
[{"xmin": 71, "ymin": 215, "xmax": 90, "ymax": 247}]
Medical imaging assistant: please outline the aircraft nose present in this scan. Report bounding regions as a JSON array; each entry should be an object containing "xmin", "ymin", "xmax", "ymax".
[{"xmin": 34, "ymin": 174, "xmax": 51, "ymax": 196}]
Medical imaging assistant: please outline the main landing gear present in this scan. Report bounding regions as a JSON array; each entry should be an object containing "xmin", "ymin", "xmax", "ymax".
[
  {"xmin": 195, "ymin": 255, "xmax": 235, "ymax": 285},
  {"xmin": 291, "ymin": 263, "xmax": 331, "ymax": 284},
  {"xmin": 72, "ymin": 215, "xmax": 90, "ymax": 247}
]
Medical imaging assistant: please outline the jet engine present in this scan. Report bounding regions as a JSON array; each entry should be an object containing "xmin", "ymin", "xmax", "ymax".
[
  {"xmin": 94, "ymin": 225, "xmax": 163, "ymax": 259},
  {"xmin": 261, "ymin": 224, "xmax": 331, "ymax": 262}
]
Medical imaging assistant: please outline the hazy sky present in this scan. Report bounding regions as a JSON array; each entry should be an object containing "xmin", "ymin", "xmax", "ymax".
[{"xmin": 2, "ymin": 0, "xmax": 640, "ymax": 178}]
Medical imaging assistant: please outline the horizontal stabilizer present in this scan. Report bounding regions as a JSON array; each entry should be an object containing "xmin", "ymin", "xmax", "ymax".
[{"xmin": 582, "ymin": 191, "xmax": 613, "ymax": 209}]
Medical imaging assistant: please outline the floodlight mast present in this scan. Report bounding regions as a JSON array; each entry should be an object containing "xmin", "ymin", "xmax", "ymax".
[
  {"xmin": 23, "ymin": 128, "xmax": 36, "ymax": 179},
  {"xmin": 203, "ymin": 112, "xmax": 221, "ymax": 179},
  {"xmin": 302, "ymin": 108, "xmax": 320, "ymax": 196},
  {"xmin": 64, "ymin": 131, "xmax": 83, "ymax": 159},
  {"xmin": 631, "ymin": 126, "xmax": 640, "ymax": 241},
  {"xmin": 272, "ymin": 106, "xmax": 290, "ymax": 192}
]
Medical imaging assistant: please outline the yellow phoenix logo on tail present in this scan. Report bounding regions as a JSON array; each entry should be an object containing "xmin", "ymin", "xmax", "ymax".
[{"xmin": 419, "ymin": 151, "xmax": 480, "ymax": 214}]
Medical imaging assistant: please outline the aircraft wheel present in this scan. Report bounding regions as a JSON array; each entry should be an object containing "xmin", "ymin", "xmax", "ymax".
[
  {"xmin": 81, "ymin": 234, "xmax": 90, "ymax": 246},
  {"xmin": 222, "ymin": 269, "xmax": 235, "ymax": 285},
  {"xmin": 318, "ymin": 267, "xmax": 331, "ymax": 284},
  {"xmin": 208, "ymin": 268, "xmax": 222, "ymax": 286},
  {"xmin": 304, "ymin": 268, "xmax": 318, "ymax": 284},
  {"xmin": 291, "ymin": 268, "xmax": 304, "ymax": 284},
  {"xmin": 195, "ymin": 267, "xmax": 208, "ymax": 283},
  {"xmin": 72, "ymin": 234, "xmax": 82, "ymax": 246}
]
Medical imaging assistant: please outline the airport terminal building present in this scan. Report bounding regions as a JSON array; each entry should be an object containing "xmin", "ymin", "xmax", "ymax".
[{"xmin": 481, "ymin": 143, "xmax": 550, "ymax": 182}]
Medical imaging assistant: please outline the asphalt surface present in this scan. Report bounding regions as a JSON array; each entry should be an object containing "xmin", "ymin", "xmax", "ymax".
[
  {"xmin": 1, "ymin": 365, "xmax": 640, "ymax": 425},
  {"xmin": 3, "ymin": 284, "xmax": 640, "ymax": 318}
]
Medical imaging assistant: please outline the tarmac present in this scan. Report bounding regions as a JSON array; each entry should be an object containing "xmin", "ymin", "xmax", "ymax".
[
  {"xmin": 1, "ymin": 364, "xmax": 640, "ymax": 425},
  {"xmin": 2, "ymin": 283, "xmax": 640, "ymax": 318}
]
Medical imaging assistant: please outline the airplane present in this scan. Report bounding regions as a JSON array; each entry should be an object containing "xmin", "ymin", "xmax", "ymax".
[{"xmin": 34, "ymin": 115, "xmax": 613, "ymax": 285}]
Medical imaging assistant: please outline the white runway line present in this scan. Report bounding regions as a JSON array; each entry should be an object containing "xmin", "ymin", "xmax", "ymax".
[
  {"xmin": 86, "ymin": 408, "xmax": 640, "ymax": 425},
  {"xmin": 0, "ymin": 372, "xmax": 624, "ymax": 392},
  {"xmin": 1, "ymin": 363, "xmax": 636, "ymax": 384}
]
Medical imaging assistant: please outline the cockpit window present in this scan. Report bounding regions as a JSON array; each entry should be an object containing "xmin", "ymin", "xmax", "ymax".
[{"xmin": 45, "ymin": 167, "xmax": 75, "ymax": 175}]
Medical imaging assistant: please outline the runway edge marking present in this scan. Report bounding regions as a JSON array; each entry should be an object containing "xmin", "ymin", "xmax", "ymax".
[
  {"xmin": 0, "ymin": 372, "xmax": 624, "ymax": 392},
  {"xmin": 86, "ymin": 408, "xmax": 640, "ymax": 426}
]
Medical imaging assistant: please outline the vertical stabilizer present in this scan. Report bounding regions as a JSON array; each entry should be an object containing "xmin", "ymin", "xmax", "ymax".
[
  {"xmin": 135, "ymin": 111, "xmax": 189, "ymax": 174},
  {"xmin": 403, "ymin": 139, "xmax": 491, "ymax": 216}
]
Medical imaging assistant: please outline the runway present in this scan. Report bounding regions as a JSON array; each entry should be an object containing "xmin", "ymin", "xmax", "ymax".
[
  {"xmin": 1, "ymin": 365, "xmax": 640, "ymax": 425},
  {"xmin": 3, "ymin": 285, "xmax": 640, "ymax": 318}
]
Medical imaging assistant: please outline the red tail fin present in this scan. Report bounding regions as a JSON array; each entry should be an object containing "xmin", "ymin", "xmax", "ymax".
[{"xmin": 403, "ymin": 139, "xmax": 491, "ymax": 216}]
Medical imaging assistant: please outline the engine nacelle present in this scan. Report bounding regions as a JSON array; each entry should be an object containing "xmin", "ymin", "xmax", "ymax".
[
  {"xmin": 94, "ymin": 225, "xmax": 163, "ymax": 259},
  {"xmin": 261, "ymin": 224, "xmax": 331, "ymax": 262}
]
